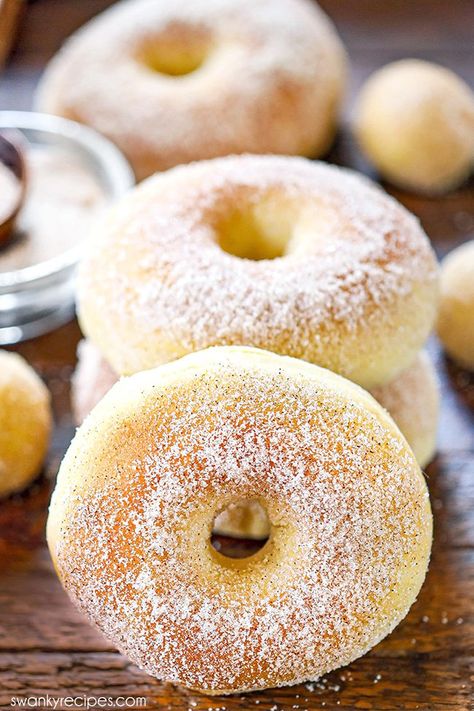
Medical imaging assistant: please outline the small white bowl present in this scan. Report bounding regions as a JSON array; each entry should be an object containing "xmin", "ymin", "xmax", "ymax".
[{"xmin": 0, "ymin": 111, "xmax": 134, "ymax": 344}]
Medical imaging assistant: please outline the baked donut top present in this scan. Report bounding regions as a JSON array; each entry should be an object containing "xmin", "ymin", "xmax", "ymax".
[
  {"xmin": 36, "ymin": 0, "xmax": 346, "ymax": 176},
  {"xmin": 78, "ymin": 155, "xmax": 438, "ymax": 386},
  {"xmin": 48, "ymin": 347, "xmax": 432, "ymax": 692}
]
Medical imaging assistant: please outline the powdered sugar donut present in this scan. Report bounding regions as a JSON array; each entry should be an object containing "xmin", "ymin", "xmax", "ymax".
[
  {"xmin": 78, "ymin": 155, "xmax": 438, "ymax": 389},
  {"xmin": 71, "ymin": 340, "xmax": 121, "ymax": 425},
  {"xmin": 372, "ymin": 351, "xmax": 439, "ymax": 469},
  {"xmin": 48, "ymin": 346, "xmax": 432, "ymax": 694},
  {"xmin": 36, "ymin": 0, "xmax": 346, "ymax": 180}
]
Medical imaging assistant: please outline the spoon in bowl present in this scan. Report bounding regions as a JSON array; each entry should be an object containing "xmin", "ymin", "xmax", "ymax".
[{"xmin": 0, "ymin": 130, "xmax": 27, "ymax": 247}]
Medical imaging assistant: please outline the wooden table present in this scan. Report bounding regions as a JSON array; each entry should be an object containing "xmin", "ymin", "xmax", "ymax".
[{"xmin": 0, "ymin": 2, "xmax": 473, "ymax": 709}]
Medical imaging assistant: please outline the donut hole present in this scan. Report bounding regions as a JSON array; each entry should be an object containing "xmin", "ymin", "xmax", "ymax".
[
  {"xmin": 138, "ymin": 28, "xmax": 211, "ymax": 77},
  {"xmin": 214, "ymin": 200, "xmax": 297, "ymax": 261},
  {"xmin": 142, "ymin": 46, "xmax": 207, "ymax": 76},
  {"xmin": 211, "ymin": 499, "xmax": 270, "ymax": 560}
]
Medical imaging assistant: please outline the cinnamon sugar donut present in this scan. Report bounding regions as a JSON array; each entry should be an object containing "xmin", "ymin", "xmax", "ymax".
[
  {"xmin": 71, "ymin": 342, "xmax": 438, "ymax": 540},
  {"xmin": 48, "ymin": 346, "xmax": 432, "ymax": 694},
  {"xmin": 214, "ymin": 351, "xmax": 438, "ymax": 540},
  {"xmin": 372, "ymin": 351, "xmax": 439, "ymax": 469},
  {"xmin": 78, "ymin": 155, "xmax": 438, "ymax": 389},
  {"xmin": 72, "ymin": 342, "xmax": 439, "ymax": 471},
  {"xmin": 0, "ymin": 351, "xmax": 52, "ymax": 498},
  {"xmin": 71, "ymin": 340, "xmax": 121, "ymax": 425},
  {"xmin": 36, "ymin": 0, "xmax": 347, "ymax": 180}
]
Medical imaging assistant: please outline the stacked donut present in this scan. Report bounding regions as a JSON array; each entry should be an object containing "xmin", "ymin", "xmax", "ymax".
[
  {"xmin": 47, "ymin": 153, "xmax": 439, "ymax": 693},
  {"xmin": 72, "ymin": 154, "xmax": 439, "ymax": 469},
  {"xmin": 40, "ymin": 0, "xmax": 444, "ymax": 697},
  {"xmin": 36, "ymin": 0, "xmax": 347, "ymax": 180},
  {"xmin": 51, "ymin": 345, "xmax": 433, "ymax": 694}
]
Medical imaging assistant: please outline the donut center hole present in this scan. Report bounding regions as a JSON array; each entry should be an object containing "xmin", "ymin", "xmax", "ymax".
[
  {"xmin": 211, "ymin": 499, "xmax": 270, "ymax": 560},
  {"xmin": 215, "ymin": 201, "xmax": 295, "ymax": 261},
  {"xmin": 139, "ymin": 30, "xmax": 210, "ymax": 77}
]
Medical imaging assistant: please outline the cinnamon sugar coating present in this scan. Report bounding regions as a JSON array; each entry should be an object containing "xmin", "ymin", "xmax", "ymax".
[
  {"xmin": 48, "ymin": 346, "xmax": 432, "ymax": 694},
  {"xmin": 36, "ymin": 0, "xmax": 346, "ymax": 179},
  {"xmin": 78, "ymin": 155, "xmax": 438, "ymax": 389},
  {"xmin": 372, "ymin": 351, "xmax": 439, "ymax": 469},
  {"xmin": 72, "ymin": 342, "xmax": 439, "ymax": 470}
]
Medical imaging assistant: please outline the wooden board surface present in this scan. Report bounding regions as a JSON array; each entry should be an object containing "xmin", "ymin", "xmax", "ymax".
[{"xmin": 0, "ymin": 2, "xmax": 473, "ymax": 709}]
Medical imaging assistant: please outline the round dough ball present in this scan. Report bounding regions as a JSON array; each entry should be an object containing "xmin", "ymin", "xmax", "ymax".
[
  {"xmin": 214, "ymin": 500, "xmax": 270, "ymax": 541},
  {"xmin": 353, "ymin": 60, "xmax": 474, "ymax": 194},
  {"xmin": 0, "ymin": 351, "xmax": 52, "ymax": 497},
  {"xmin": 437, "ymin": 240, "xmax": 474, "ymax": 369}
]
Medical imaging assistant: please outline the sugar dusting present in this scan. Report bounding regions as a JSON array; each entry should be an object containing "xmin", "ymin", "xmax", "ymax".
[
  {"xmin": 71, "ymin": 344, "xmax": 438, "ymax": 475},
  {"xmin": 71, "ymin": 340, "xmax": 120, "ymax": 425},
  {"xmin": 372, "ymin": 352, "xmax": 437, "ymax": 435},
  {"xmin": 50, "ymin": 348, "xmax": 432, "ymax": 693},
  {"xmin": 78, "ymin": 155, "xmax": 438, "ymax": 387},
  {"xmin": 371, "ymin": 350, "xmax": 439, "ymax": 467},
  {"xmin": 37, "ymin": 0, "xmax": 346, "ymax": 177}
]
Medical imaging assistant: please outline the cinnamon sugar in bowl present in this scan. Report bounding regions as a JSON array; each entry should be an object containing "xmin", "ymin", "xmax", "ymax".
[{"xmin": 0, "ymin": 112, "xmax": 134, "ymax": 344}]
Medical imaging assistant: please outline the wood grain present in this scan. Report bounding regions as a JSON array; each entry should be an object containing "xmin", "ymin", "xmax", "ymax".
[{"xmin": 0, "ymin": 1, "xmax": 473, "ymax": 709}]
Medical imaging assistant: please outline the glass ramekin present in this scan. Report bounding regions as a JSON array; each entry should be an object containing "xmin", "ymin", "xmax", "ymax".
[{"xmin": 0, "ymin": 111, "xmax": 134, "ymax": 345}]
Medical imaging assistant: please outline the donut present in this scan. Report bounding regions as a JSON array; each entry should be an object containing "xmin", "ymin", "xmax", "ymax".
[
  {"xmin": 36, "ymin": 0, "xmax": 347, "ymax": 180},
  {"xmin": 0, "ymin": 350, "xmax": 52, "ymax": 498},
  {"xmin": 71, "ymin": 340, "xmax": 121, "ymax": 425},
  {"xmin": 437, "ymin": 240, "xmax": 474, "ymax": 370},
  {"xmin": 48, "ymin": 346, "xmax": 432, "ymax": 693},
  {"xmin": 72, "ymin": 342, "xmax": 438, "ymax": 542},
  {"xmin": 371, "ymin": 351, "xmax": 439, "ymax": 469},
  {"xmin": 71, "ymin": 342, "xmax": 274, "ymax": 541},
  {"xmin": 214, "ymin": 351, "xmax": 439, "ymax": 540},
  {"xmin": 78, "ymin": 154, "xmax": 438, "ymax": 389},
  {"xmin": 72, "ymin": 341, "xmax": 439, "ymax": 471},
  {"xmin": 353, "ymin": 60, "xmax": 474, "ymax": 194}
]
